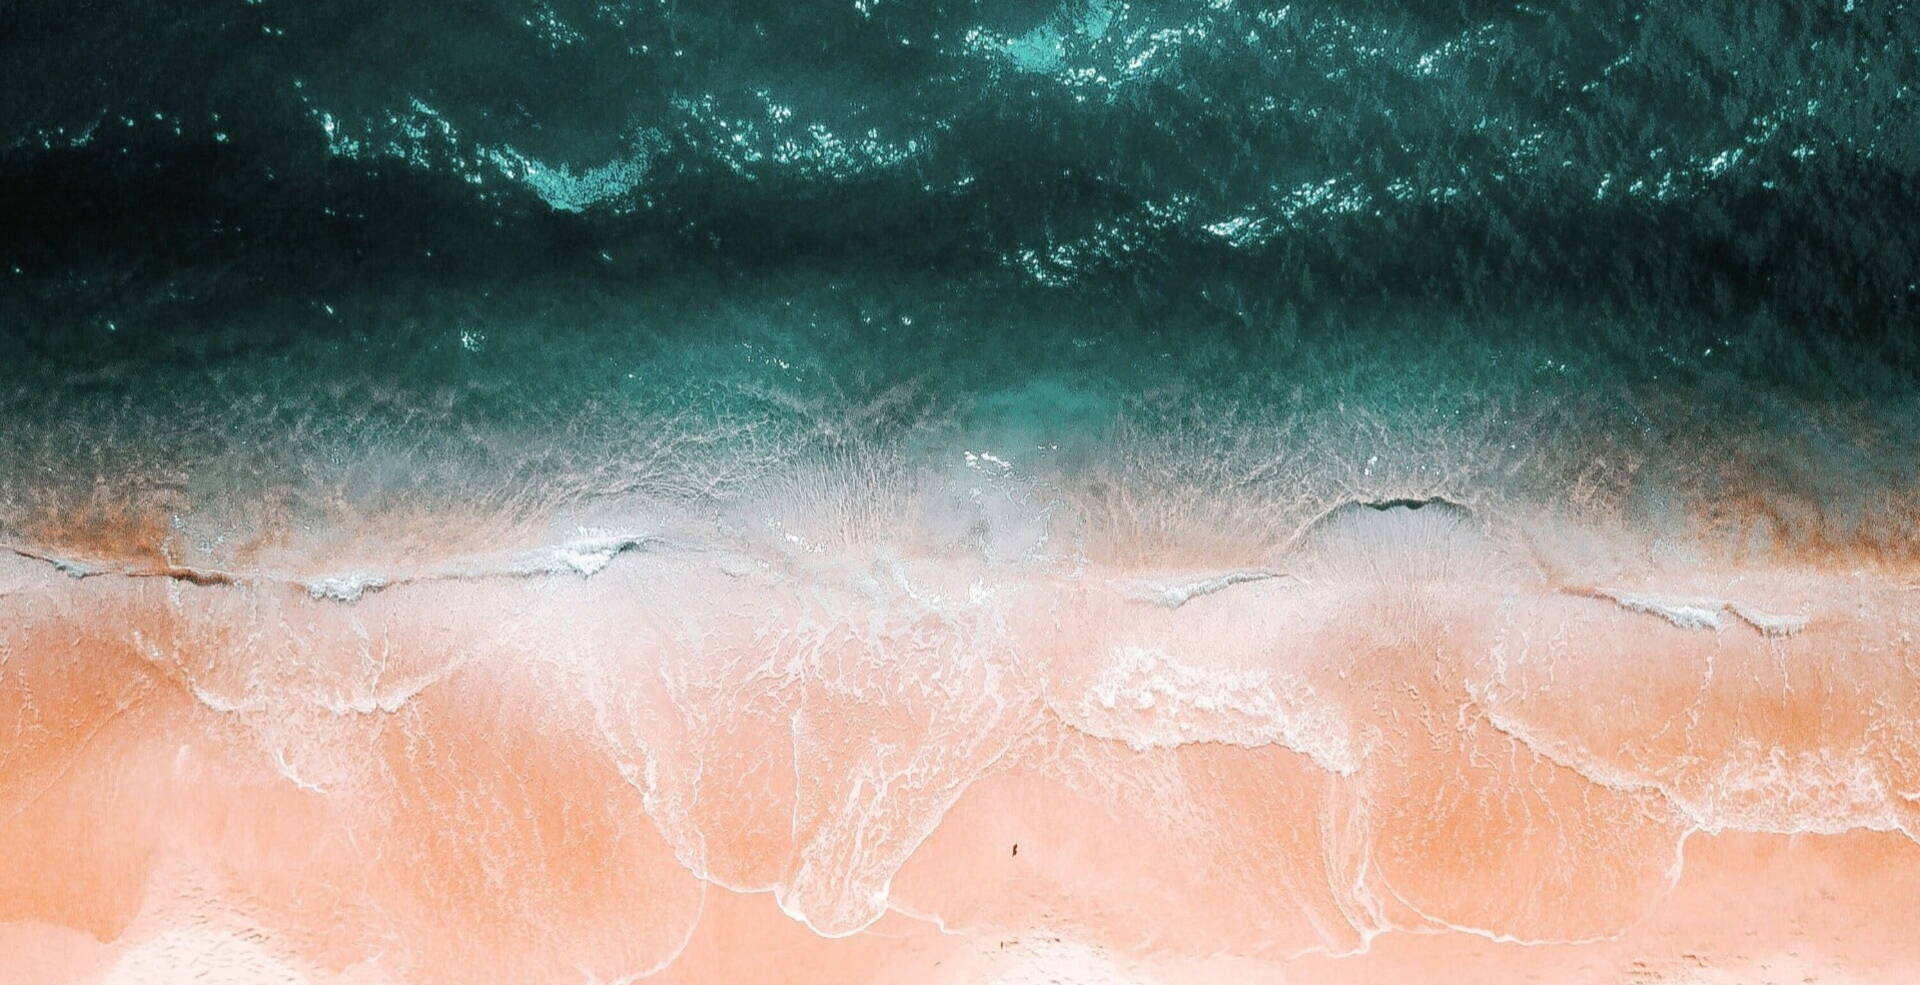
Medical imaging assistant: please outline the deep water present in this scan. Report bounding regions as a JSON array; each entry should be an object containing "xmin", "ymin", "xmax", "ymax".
[
  {"xmin": 5, "ymin": 0, "xmax": 1917, "ymax": 373},
  {"xmin": 2, "ymin": 0, "xmax": 1919, "ymax": 562}
]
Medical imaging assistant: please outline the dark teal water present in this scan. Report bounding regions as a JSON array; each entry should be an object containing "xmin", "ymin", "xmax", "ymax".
[
  {"xmin": 2, "ymin": 0, "xmax": 1918, "ymax": 561},
  {"xmin": 6, "ymin": 0, "xmax": 1917, "ymax": 357}
]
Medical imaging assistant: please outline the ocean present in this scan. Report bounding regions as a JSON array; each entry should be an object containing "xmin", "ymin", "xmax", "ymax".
[{"xmin": 3, "ymin": 2, "xmax": 1920, "ymax": 983}]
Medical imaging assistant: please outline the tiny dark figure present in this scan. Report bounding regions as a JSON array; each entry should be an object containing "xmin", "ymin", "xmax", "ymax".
[{"xmin": 1011, "ymin": 843, "xmax": 1018, "ymax": 856}]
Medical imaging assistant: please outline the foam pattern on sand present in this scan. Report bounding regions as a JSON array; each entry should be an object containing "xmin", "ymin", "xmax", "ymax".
[{"xmin": 4, "ymin": 492, "xmax": 1920, "ymax": 982}]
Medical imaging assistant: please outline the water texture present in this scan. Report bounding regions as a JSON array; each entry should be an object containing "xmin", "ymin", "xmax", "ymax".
[{"xmin": 4, "ymin": 2, "xmax": 1920, "ymax": 983}]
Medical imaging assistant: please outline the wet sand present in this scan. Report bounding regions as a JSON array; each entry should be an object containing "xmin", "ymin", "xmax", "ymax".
[{"xmin": 3, "ymin": 494, "xmax": 1918, "ymax": 983}]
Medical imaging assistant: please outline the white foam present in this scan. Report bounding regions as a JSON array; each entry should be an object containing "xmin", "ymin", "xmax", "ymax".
[
  {"xmin": 1122, "ymin": 569, "xmax": 1291, "ymax": 608},
  {"xmin": 510, "ymin": 529, "xmax": 650, "ymax": 576},
  {"xmin": 1603, "ymin": 590, "xmax": 1724, "ymax": 629},
  {"xmin": 290, "ymin": 531, "xmax": 653, "ymax": 601},
  {"xmin": 1728, "ymin": 602, "xmax": 1808, "ymax": 637},
  {"xmin": 1587, "ymin": 588, "xmax": 1810, "ymax": 636},
  {"xmin": 1481, "ymin": 702, "xmax": 1902, "ymax": 836},
  {"xmin": 1064, "ymin": 645, "xmax": 1359, "ymax": 774},
  {"xmin": 303, "ymin": 572, "xmax": 388, "ymax": 602},
  {"xmin": 1697, "ymin": 743, "xmax": 1901, "ymax": 834}
]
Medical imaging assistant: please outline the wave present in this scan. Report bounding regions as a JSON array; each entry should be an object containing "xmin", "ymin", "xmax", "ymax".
[{"xmin": 4, "ymin": 529, "xmax": 662, "ymax": 602}]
